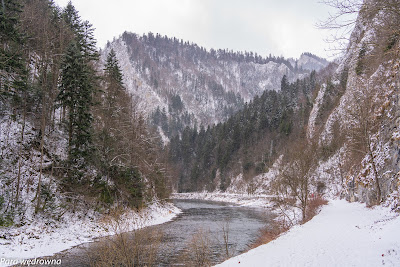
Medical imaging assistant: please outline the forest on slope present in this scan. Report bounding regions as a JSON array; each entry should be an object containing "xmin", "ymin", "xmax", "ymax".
[
  {"xmin": 0, "ymin": 0, "xmax": 169, "ymax": 226},
  {"xmin": 168, "ymin": 66, "xmax": 344, "ymax": 192},
  {"xmin": 1, "ymin": 0, "xmax": 399, "ymax": 231},
  {"xmin": 102, "ymin": 32, "xmax": 328, "ymax": 139},
  {"xmin": 169, "ymin": 0, "xmax": 400, "ymax": 220}
]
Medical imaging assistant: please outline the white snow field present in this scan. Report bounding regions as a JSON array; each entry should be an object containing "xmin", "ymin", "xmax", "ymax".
[{"xmin": 216, "ymin": 199, "xmax": 400, "ymax": 267}]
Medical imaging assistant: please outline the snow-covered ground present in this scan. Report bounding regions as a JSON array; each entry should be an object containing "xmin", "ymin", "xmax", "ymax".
[
  {"xmin": 0, "ymin": 201, "xmax": 180, "ymax": 267},
  {"xmin": 216, "ymin": 199, "xmax": 400, "ymax": 267},
  {"xmin": 172, "ymin": 192, "xmax": 274, "ymax": 208}
]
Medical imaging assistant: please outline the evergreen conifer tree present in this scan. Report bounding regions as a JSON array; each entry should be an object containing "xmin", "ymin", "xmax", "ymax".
[
  {"xmin": 58, "ymin": 41, "xmax": 94, "ymax": 177},
  {"xmin": 59, "ymin": 2, "xmax": 99, "ymax": 180},
  {"xmin": 0, "ymin": 0, "xmax": 26, "ymax": 105}
]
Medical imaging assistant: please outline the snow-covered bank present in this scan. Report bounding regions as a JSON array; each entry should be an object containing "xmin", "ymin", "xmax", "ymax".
[
  {"xmin": 172, "ymin": 192, "xmax": 274, "ymax": 208},
  {"xmin": 0, "ymin": 201, "xmax": 180, "ymax": 266},
  {"xmin": 216, "ymin": 199, "xmax": 400, "ymax": 267}
]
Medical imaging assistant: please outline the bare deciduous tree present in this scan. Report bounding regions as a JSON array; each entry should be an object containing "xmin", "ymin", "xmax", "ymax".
[
  {"xmin": 273, "ymin": 141, "xmax": 317, "ymax": 223},
  {"xmin": 346, "ymin": 82, "xmax": 383, "ymax": 203}
]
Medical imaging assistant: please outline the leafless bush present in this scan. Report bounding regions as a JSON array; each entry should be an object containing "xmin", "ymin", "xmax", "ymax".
[
  {"xmin": 272, "ymin": 141, "xmax": 317, "ymax": 222},
  {"xmin": 304, "ymin": 194, "xmax": 329, "ymax": 223},
  {"xmin": 179, "ymin": 228, "xmax": 213, "ymax": 267},
  {"xmin": 218, "ymin": 218, "xmax": 236, "ymax": 260},
  {"xmin": 87, "ymin": 207, "xmax": 163, "ymax": 267},
  {"xmin": 249, "ymin": 220, "xmax": 290, "ymax": 249}
]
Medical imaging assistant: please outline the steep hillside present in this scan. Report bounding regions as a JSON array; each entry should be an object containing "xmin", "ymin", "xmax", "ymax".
[
  {"xmin": 243, "ymin": 1, "xmax": 399, "ymax": 210},
  {"xmin": 101, "ymin": 33, "xmax": 328, "ymax": 138},
  {"xmin": 169, "ymin": 1, "xmax": 400, "ymax": 215},
  {"xmin": 309, "ymin": 0, "xmax": 400, "ymax": 208},
  {"xmin": 0, "ymin": 1, "xmax": 171, "ymax": 228},
  {"xmin": 169, "ymin": 72, "xmax": 322, "ymax": 192}
]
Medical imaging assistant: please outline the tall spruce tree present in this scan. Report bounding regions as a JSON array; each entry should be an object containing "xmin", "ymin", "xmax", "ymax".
[
  {"xmin": 105, "ymin": 49, "xmax": 123, "ymax": 85},
  {"xmin": 62, "ymin": 2, "xmax": 98, "ymax": 62},
  {"xmin": 58, "ymin": 1, "xmax": 98, "ymax": 180},
  {"xmin": 58, "ymin": 41, "xmax": 94, "ymax": 178},
  {"xmin": 98, "ymin": 49, "xmax": 127, "ymax": 169},
  {"xmin": 0, "ymin": 0, "xmax": 26, "ymax": 105}
]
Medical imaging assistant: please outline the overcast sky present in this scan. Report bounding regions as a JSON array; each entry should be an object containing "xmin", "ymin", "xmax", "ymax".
[{"xmin": 53, "ymin": 0, "xmax": 338, "ymax": 59}]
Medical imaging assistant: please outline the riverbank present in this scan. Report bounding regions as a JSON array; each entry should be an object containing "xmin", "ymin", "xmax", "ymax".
[
  {"xmin": 171, "ymin": 192, "xmax": 274, "ymax": 208},
  {"xmin": 216, "ymin": 199, "xmax": 400, "ymax": 266},
  {"xmin": 0, "ymin": 201, "xmax": 180, "ymax": 266}
]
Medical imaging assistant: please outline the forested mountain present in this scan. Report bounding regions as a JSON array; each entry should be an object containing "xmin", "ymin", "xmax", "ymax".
[
  {"xmin": 0, "ymin": 0, "xmax": 169, "ymax": 226},
  {"xmin": 101, "ymin": 33, "xmax": 328, "ymax": 139},
  {"xmin": 168, "ymin": 68, "xmax": 342, "ymax": 192},
  {"xmin": 1, "ymin": 0, "xmax": 399, "ymax": 233},
  {"xmin": 168, "ymin": 0, "xmax": 400, "ymax": 216}
]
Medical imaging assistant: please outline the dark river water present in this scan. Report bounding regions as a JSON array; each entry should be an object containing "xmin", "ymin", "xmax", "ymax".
[{"xmin": 43, "ymin": 199, "xmax": 274, "ymax": 266}]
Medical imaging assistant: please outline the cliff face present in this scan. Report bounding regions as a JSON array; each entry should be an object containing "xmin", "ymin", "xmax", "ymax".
[
  {"xmin": 220, "ymin": 2, "xmax": 399, "ymax": 211},
  {"xmin": 309, "ymin": 2, "xmax": 400, "ymax": 208},
  {"xmin": 101, "ymin": 33, "xmax": 327, "ymax": 138}
]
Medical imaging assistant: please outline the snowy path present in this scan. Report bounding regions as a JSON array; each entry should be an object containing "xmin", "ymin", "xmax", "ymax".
[{"xmin": 216, "ymin": 199, "xmax": 400, "ymax": 267}]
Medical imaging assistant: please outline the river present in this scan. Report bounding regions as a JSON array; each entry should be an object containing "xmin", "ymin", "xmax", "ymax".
[{"xmin": 43, "ymin": 199, "xmax": 274, "ymax": 266}]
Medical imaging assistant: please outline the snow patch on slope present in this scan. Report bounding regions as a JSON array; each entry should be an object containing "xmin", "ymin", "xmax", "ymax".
[
  {"xmin": 0, "ymin": 202, "xmax": 180, "ymax": 266},
  {"xmin": 307, "ymin": 84, "xmax": 326, "ymax": 139}
]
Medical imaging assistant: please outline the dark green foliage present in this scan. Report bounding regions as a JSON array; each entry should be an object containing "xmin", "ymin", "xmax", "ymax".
[
  {"xmin": 115, "ymin": 167, "xmax": 143, "ymax": 208},
  {"xmin": 0, "ymin": 195, "xmax": 13, "ymax": 226},
  {"xmin": 62, "ymin": 1, "xmax": 98, "ymax": 62},
  {"xmin": 104, "ymin": 49, "xmax": 123, "ymax": 84},
  {"xmin": 56, "ymin": 2, "xmax": 98, "ymax": 177},
  {"xmin": 169, "ymin": 74, "xmax": 318, "ymax": 192},
  {"xmin": 279, "ymin": 109, "xmax": 293, "ymax": 135},
  {"xmin": 58, "ymin": 41, "xmax": 94, "ymax": 171},
  {"xmin": 97, "ymin": 181, "xmax": 114, "ymax": 205},
  {"xmin": 0, "ymin": 0, "xmax": 26, "ymax": 105},
  {"xmin": 92, "ymin": 167, "xmax": 144, "ymax": 208},
  {"xmin": 0, "ymin": 0, "xmax": 170, "ymax": 217},
  {"xmin": 151, "ymin": 169, "xmax": 169, "ymax": 200}
]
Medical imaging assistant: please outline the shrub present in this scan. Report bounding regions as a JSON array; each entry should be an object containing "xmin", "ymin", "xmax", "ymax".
[
  {"xmin": 88, "ymin": 209, "xmax": 163, "ymax": 266},
  {"xmin": 249, "ymin": 221, "xmax": 289, "ymax": 249},
  {"xmin": 179, "ymin": 229, "xmax": 213, "ymax": 266},
  {"xmin": 304, "ymin": 194, "xmax": 328, "ymax": 223}
]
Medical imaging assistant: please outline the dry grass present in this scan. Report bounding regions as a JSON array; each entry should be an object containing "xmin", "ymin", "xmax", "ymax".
[
  {"xmin": 304, "ymin": 195, "xmax": 328, "ymax": 223},
  {"xmin": 178, "ymin": 228, "xmax": 213, "ymax": 267},
  {"xmin": 87, "ymin": 207, "xmax": 164, "ymax": 267},
  {"xmin": 249, "ymin": 220, "xmax": 289, "ymax": 249},
  {"xmin": 250, "ymin": 195, "xmax": 328, "ymax": 249}
]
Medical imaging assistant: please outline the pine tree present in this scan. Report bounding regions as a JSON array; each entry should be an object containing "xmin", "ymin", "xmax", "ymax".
[
  {"xmin": 58, "ymin": 1, "xmax": 99, "ymax": 180},
  {"xmin": 98, "ymin": 49, "xmax": 127, "ymax": 169},
  {"xmin": 62, "ymin": 2, "xmax": 98, "ymax": 61},
  {"xmin": 62, "ymin": 1, "xmax": 81, "ymax": 34},
  {"xmin": 58, "ymin": 41, "xmax": 94, "ymax": 176},
  {"xmin": 105, "ymin": 49, "xmax": 123, "ymax": 85},
  {"xmin": 0, "ymin": 0, "xmax": 26, "ymax": 105}
]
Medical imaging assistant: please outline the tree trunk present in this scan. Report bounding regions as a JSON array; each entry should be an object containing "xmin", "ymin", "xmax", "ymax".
[
  {"xmin": 35, "ymin": 62, "xmax": 49, "ymax": 214},
  {"xmin": 35, "ymin": 109, "xmax": 46, "ymax": 213},
  {"xmin": 369, "ymin": 148, "xmax": 381, "ymax": 203},
  {"xmin": 15, "ymin": 88, "xmax": 27, "ymax": 208},
  {"xmin": 365, "ymin": 120, "xmax": 381, "ymax": 203}
]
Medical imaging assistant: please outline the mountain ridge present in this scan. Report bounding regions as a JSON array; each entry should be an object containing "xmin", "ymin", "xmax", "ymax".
[{"xmin": 100, "ymin": 32, "xmax": 329, "ymax": 138}]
